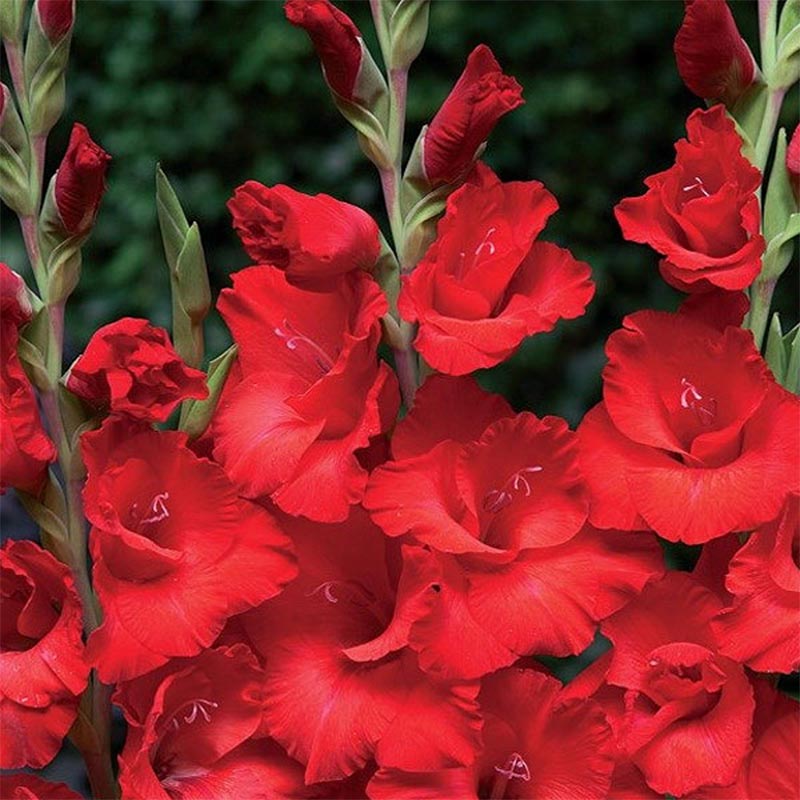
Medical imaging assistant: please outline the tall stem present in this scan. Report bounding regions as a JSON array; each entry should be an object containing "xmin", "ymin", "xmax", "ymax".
[
  {"xmin": 3, "ymin": 39, "xmax": 28, "ymax": 117},
  {"xmin": 758, "ymin": 0, "xmax": 777, "ymax": 76},
  {"xmin": 754, "ymin": 87, "xmax": 785, "ymax": 172}
]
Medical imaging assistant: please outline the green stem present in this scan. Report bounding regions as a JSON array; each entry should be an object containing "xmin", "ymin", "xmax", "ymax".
[
  {"xmin": 747, "ymin": 277, "xmax": 777, "ymax": 350},
  {"xmin": 2, "ymin": 39, "xmax": 28, "ymax": 118},
  {"xmin": 754, "ymin": 87, "xmax": 785, "ymax": 172}
]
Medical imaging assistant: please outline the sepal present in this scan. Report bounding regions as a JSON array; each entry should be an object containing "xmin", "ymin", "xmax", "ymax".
[
  {"xmin": 179, "ymin": 344, "xmax": 238, "ymax": 439},
  {"xmin": 22, "ymin": 2, "xmax": 73, "ymax": 136},
  {"xmin": 0, "ymin": 84, "xmax": 34, "ymax": 215},
  {"xmin": 388, "ymin": 0, "xmax": 430, "ymax": 71},
  {"xmin": 773, "ymin": 0, "xmax": 800, "ymax": 90},
  {"xmin": 0, "ymin": 0, "xmax": 28, "ymax": 43},
  {"xmin": 765, "ymin": 313, "xmax": 800, "ymax": 393}
]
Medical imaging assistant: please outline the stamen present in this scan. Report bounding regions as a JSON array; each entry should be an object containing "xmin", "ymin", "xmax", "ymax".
[
  {"xmin": 142, "ymin": 492, "xmax": 170, "ymax": 524},
  {"xmin": 483, "ymin": 466, "xmax": 543, "ymax": 513},
  {"xmin": 305, "ymin": 581, "xmax": 339, "ymax": 604},
  {"xmin": 167, "ymin": 698, "xmax": 219, "ymax": 732},
  {"xmin": 274, "ymin": 319, "xmax": 335, "ymax": 374},
  {"xmin": 679, "ymin": 377, "xmax": 716, "ymax": 426},
  {"xmin": 475, "ymin": 227, "xmax": 497, "ymax": 258},
  {"xmin": 682, "ymin": 176, "xmax": 710, "ymax": 198},
  {"xmin": 494, "ymin": 752, "xmax": 531, "ymax": 782}
]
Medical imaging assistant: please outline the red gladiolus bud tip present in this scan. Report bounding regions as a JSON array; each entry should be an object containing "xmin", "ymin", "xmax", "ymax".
[
  {"xmin": 36, "ymin": 0, "xmax": 74, "ymax": 42},
  {"xmin": 54, "ymin": 122, "xmax": 111, "ymax": 235}
]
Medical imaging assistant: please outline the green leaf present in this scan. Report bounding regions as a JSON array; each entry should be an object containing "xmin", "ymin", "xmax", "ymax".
[
  {"xmin": 785, "ymin": 322, "xmax": 800, "ymax": 394},
  {"xmin": 764, "ymin": 130, "xmax": 795, "ymax": 242}
]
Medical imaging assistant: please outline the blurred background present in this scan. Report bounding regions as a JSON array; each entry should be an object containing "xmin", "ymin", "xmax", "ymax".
[{"xmin": 2, "ymin": 0, "xmax": 796, "ymax": 427}]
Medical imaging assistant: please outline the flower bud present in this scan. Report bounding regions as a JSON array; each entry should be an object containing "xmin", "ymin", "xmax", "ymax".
[
  {"xmin": 284, "ymin": 0, "xmax": 390, "ymax": 155},
  {"xmin": 53, "ymin": 122, "xmax": 110, "ymax": 235},
  {"xmin": 35, "ymin": 0, "xmax": 74, "ymax": 42},
  {"xmin": 674, "ymin": 0, "xmax": 758, "ymax": 108},
  {"xmin": 787, "ymin": 124, "xmax": 800, "ymax": 203},
  {"xmin": 0, "ymin": 83, "xmax": 34, "ymax": 216},
  {"xmin": 0, "ymin": 0, "xmax": 28, "ymax": 44},
  {"xmin": 422, "ymin": 44, "xmax": 523, "ymax": 186},
  {"xmin": 228, "ymin": 180, "xmax": 381, "ymax": 287},
  {"xmin": 284, "ymin": 0, "xmax": 362, "ymax": 101}
]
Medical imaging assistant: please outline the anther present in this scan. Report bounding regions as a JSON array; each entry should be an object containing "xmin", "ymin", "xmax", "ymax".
[{"xmin": 494, "ymin": 752, "xmax": 531, "ymax": 782}]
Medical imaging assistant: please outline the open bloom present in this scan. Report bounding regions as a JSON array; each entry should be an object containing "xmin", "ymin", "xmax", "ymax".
[
  {"xmin": 365, "ymin": 375, "xmax": 663, "ymax": 679},
  {"xmin": 240, "ymin": 509, "xmax": 483, "ymax": 785},
  {"xmin": 600, "ymin": 571, "xmax": 755, "ymax": 797},
  {"xmin": 615, "ymin": 106, "xmax": 763, "ymax": 291},
  {"xmin": 712, "ymin": 495, "xmax": 800, "ymax": 673},
  {"xmin": 424, "ymin": 45, "xmax": 523, "ymax": 185},
  {"xmin": 212, "ymin": 266, "xmax": 398, "ymax": 522},
  {"xmin": 115, "ymin": 644, "xmax": 314, "ymax": 800},
  {"xmin": 66, "ymin": 317, "xmax": 207, "ymax": 422},
  {"xmin": 578, "ymin": 304, "xmax": 799, "ymax": 543},
  {"xmin": 399, "ymin": 164, "xmax": 594, "ymax": 375},
  {"xmin": 674, "ymin": 0, "xmax": 758, "ymax": 107},
  {"xmin": 228, "ymin": 182, "xmax": 380, "ymax": 286},
  {"xmin": 0, "ymin": 540, "xmax": 88, "ymax": 769},
  {"xmin": 368, "ymin": 667, "xmax": 616, "ymax": 800},
  {"xmin": 1, "ymin": 264, "xmax": 56, "ymax": 494},
  {"xmin": 82, "ymin": 420, "xmax": 297, "ymax": 682}
]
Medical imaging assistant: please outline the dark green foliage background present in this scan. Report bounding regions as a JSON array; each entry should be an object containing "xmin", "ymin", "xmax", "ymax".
[{"xmin": 2, "ymin": 0, "xmax": 797, "ymax": 424}]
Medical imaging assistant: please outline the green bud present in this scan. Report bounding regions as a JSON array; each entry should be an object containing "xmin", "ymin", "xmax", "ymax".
[
  {"xmin": 0, "ymin": 0, "xmax": 28, "ymax": 43},
  {"xmin": 156, "ymin": 166, "xmax": 211, "ymax": 369},
  {"xmin": 179, "ymin": 345, "xmax": 238, "ymax": 439},
  {"xmin": 765, "ymin": 313, "xmax": 800, "ymax": 393},
  {"xmin": 389, "ymin": 0, "xmax": 430, "ymax": 71},
  {"xmin": 333, "ymin": 94, "xmax": 393, "ymax": 171},
  {"xmin": 23, "ymin": 5, "xmax": 72, "ymax": 136},
  {"xmin": 773, "ymin": 0, "xmax": 800, "ymax": 89},
  {"xmin": 0, "ymin": 83, "xmax": 34, "ymax": 215}
]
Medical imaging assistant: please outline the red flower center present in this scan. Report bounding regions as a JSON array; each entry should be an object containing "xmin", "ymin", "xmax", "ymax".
[
  {"xmin": 482, "ymin": 465, "xmax": 543, "ymax": 514},
  {"xmin": 679, "ymin": 377, "xmax": 717, "ymax": 427},
  {"xmin": 273, "ymin": 318, "xmax": 336, "ymax": 376}
]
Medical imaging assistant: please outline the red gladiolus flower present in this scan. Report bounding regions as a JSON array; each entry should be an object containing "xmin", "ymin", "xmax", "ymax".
[
  {"xmin": 712, "ymin": 496, "xmax": 800, "ymax": 673},
  {"xmin": 211, "ymin": 267, "xmax": 399, "ymax": 522},
  {"xmin": 615, "ymin": 105, "xmax": 763, "ymax": 291},
  {"xmin": 35, "ymin": 0, "xmax": 74, "ymax": 42},
  {"xmin": 369, "ymin": 668, "xmax": 616, "ymax": 800},
  {"xmin": 54, "ymin": 122, "xmax": 111, "ymax": 235},
  {"xmin": 578, "ymin": 307, "xmax": 799, "ymax": 543},
  {"xmin": 228, "ymin": 181, "xmax": 381, "ymax": 287},
  {"xmin": 788, "ymin": 124, "xmax": 800, "ymax": 201},
  {"xmin": 81, "ymin": 420, "xmax": 297, "ymax": 682},
  {"xmin": 600, "ymin": 572, "xmax": 755, "ymax": 797},
  {"xmin": 240, "ymin": 510, "xmax": 483, "ymax": 784},
  {"xmin": 674, "ymin": 0, "xmax": 757, "ymax": 107},
  {"xmin": 365, "ymin": 377, "xmax": 663, "ymax": 678},
  {"xmin": 0, "ymin": 774, "xmax": 83, "ymax": 799},
  {"xmin": 424, "ymin": 45, "xmax": 523, "ymax": 185},
  {"xmin": 114, "ymin": 644, "xmax": 312, "ymax": 799},
  {"xmin": 284, "ymin": 0, "xmax": 363, "ymax": 101},
  {"xmin": 1, "ymin": 264, "xmax": 56, "ymax": 494},
  {"xmin": 692, "ymin": 680, "xmax": 799, "ymax": 800},
  {"xmin": 66, "ymin": 317, "xmax": 207, "ymax": 422},
  {"xmin": 0, "ymin": 540, "xmax": 88, "ymax": 769},
  {"xmin": 399, "ymin": 163, "xmax": 594, "ymax": 375}
]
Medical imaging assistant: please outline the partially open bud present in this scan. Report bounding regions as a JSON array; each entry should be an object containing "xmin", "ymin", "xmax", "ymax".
[
  {"xmin": 284, "ymin": 0, "xmax": 386, "ymax": 107},
  {"xmin": 788, "ymin": 124, "xmax": 800, "ymax": 203},
  {"xmin": 674, "ymin": 0, "xmax": 758, "ymax": 108},
  {"xmin": 53, "ymin": 122, "xmax": 110, "ymax": 235},
  {"xmin": 422, "ymin": 44, "xmax": 523, "ymax": 186},
  {"xmin": 36, "ymin": 0, "xmax": 74, "ymax": 42},
  {"xmin": 228, "ymin": 181, "xmax": 381, "ymax": 287},
  {"xmin": 38, "ymin": 124, "xmax": 110, "ymax": 304}
]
